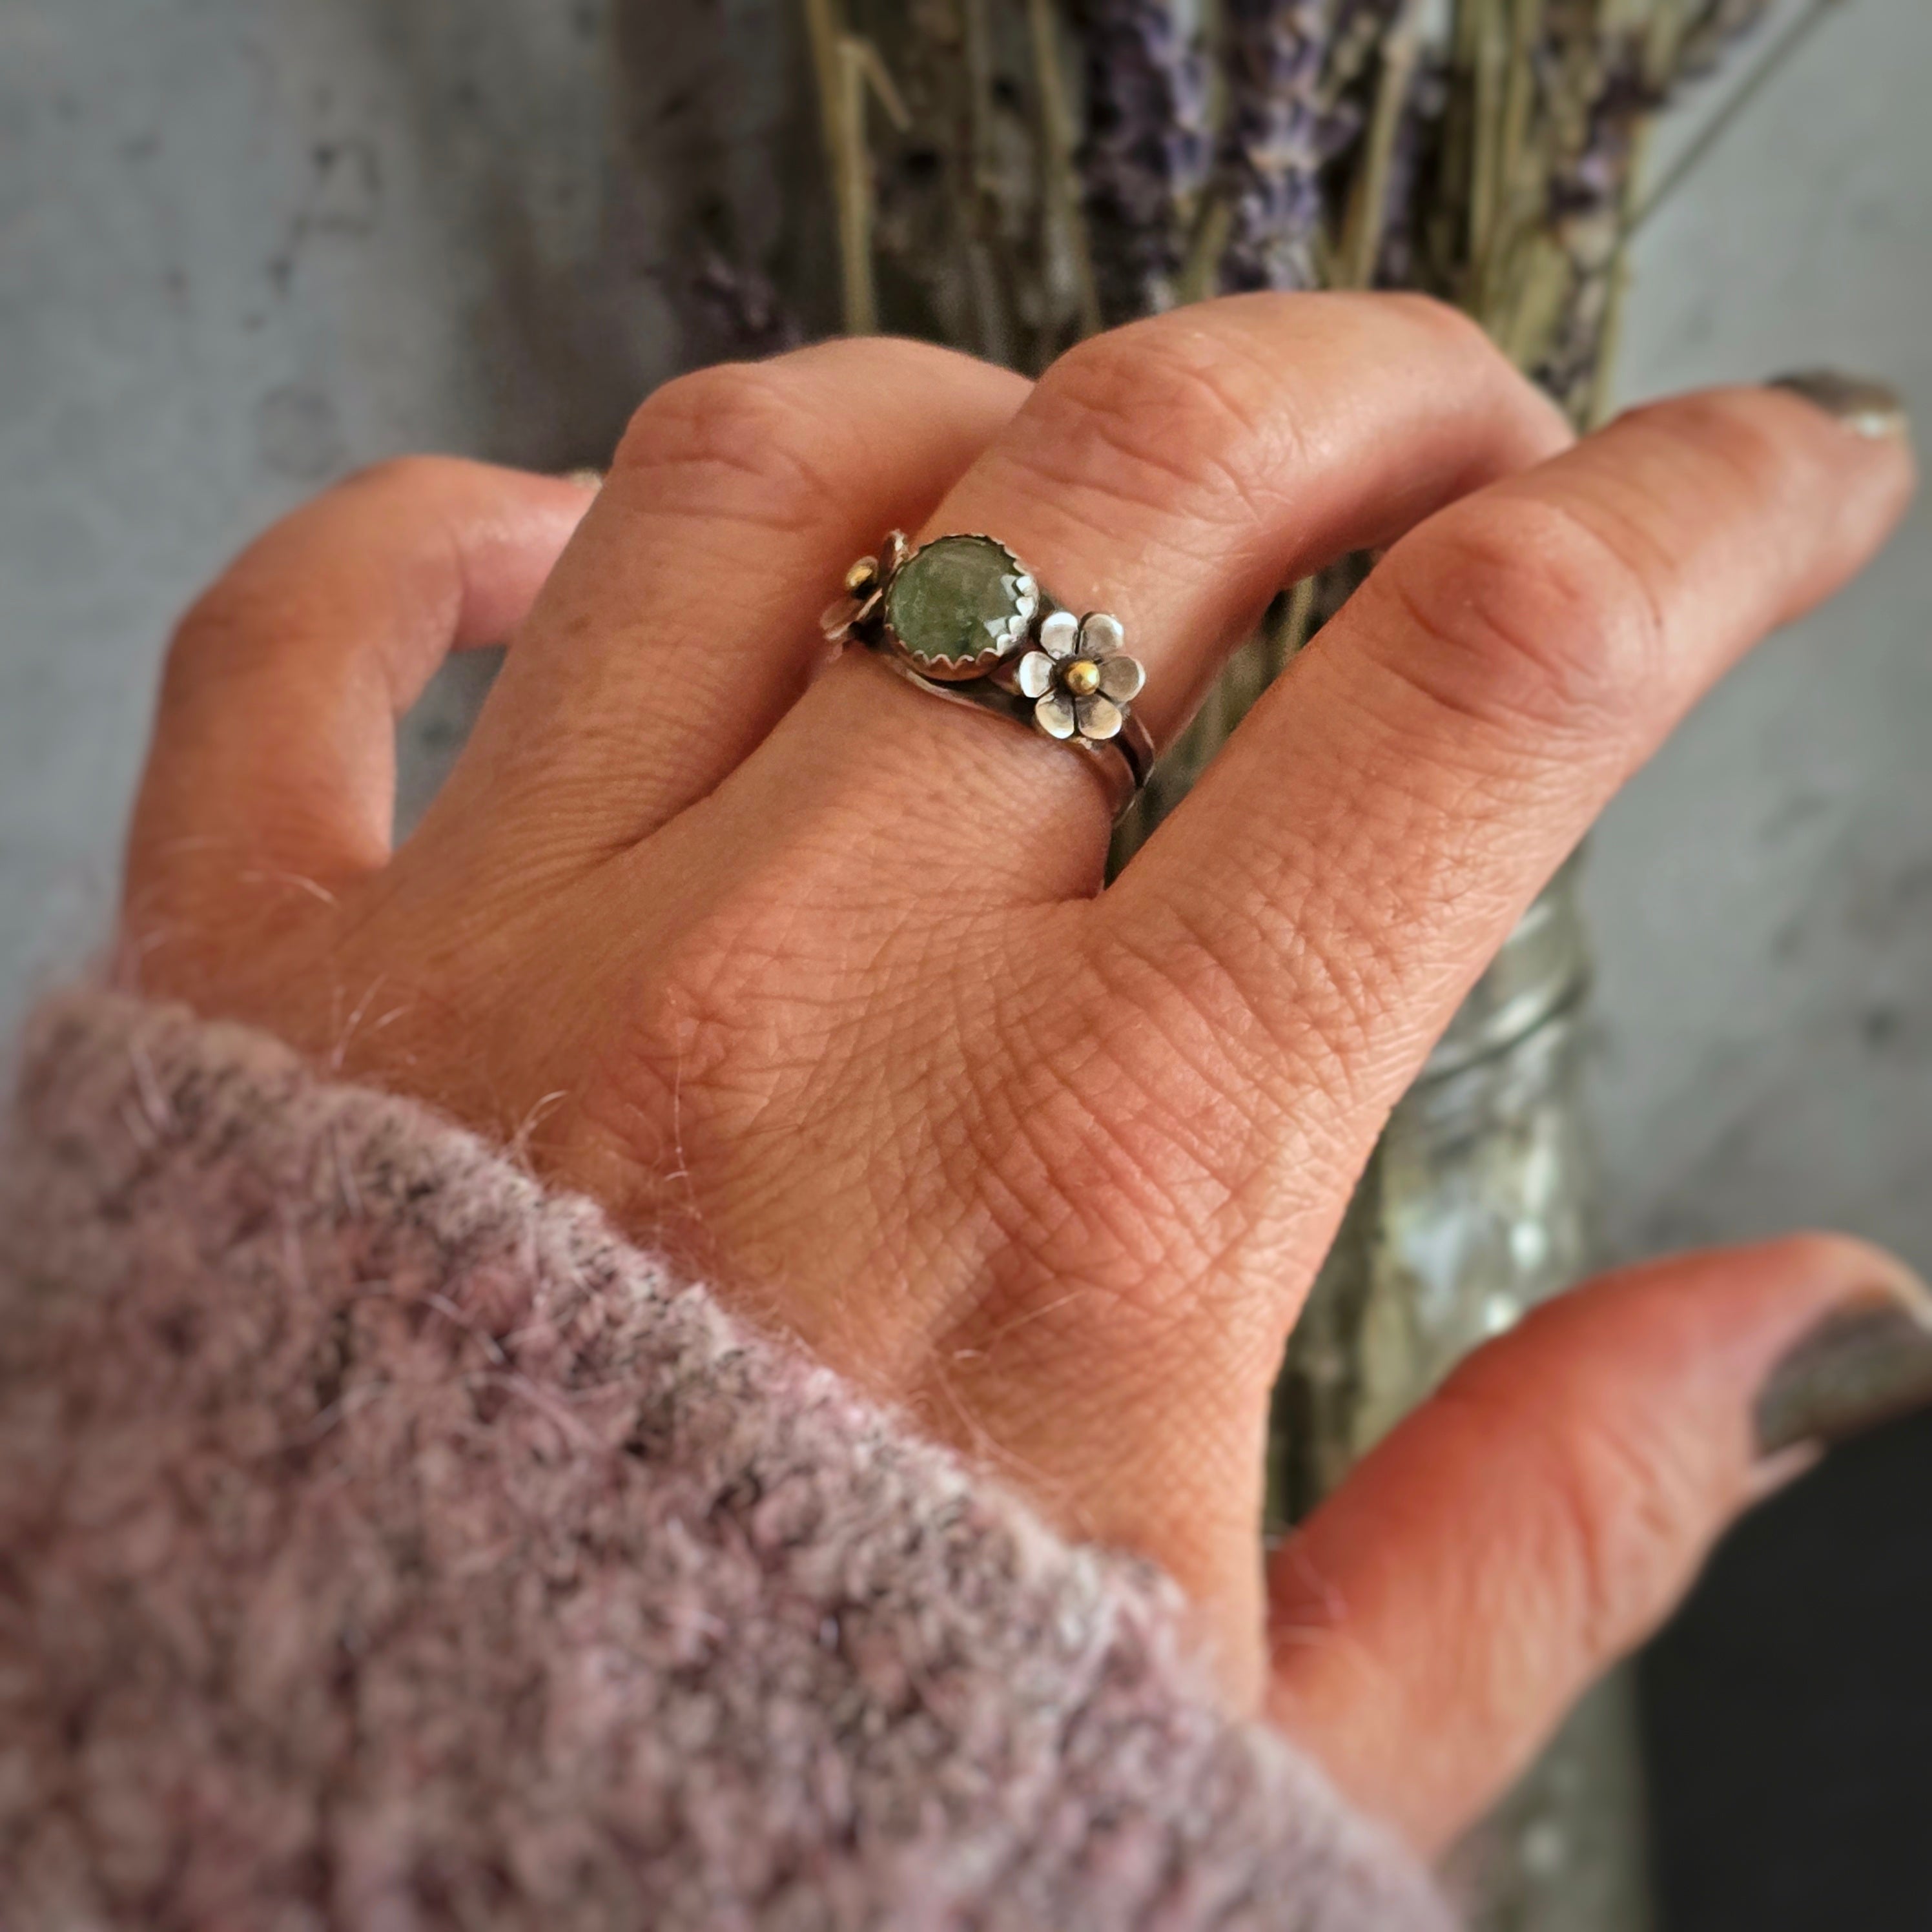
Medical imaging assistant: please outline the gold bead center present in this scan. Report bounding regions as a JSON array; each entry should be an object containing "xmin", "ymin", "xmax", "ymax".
[{"xmin": 1063, "ymin": 658, "xmax": 1102, "ymax": 697}]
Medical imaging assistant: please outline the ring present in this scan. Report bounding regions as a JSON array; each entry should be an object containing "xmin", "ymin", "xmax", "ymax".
[{"xmin": 821, "ymin": 531, "xmax": 1155, "ymax": 812}]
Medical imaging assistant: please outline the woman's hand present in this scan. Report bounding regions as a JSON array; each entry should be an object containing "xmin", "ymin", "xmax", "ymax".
[{"xmin": 123, "ymin": 294, "xmax": 1918, "ymax": 1851}]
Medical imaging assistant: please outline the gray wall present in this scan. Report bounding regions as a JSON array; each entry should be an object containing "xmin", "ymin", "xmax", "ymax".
[
  {"xmin": 0, "ymin": 0, "xmax": 794, "ymax": 1001},
  {"xmin": 1592, "ymin": 0, "xmax": 1932, "ymax": 1279}
]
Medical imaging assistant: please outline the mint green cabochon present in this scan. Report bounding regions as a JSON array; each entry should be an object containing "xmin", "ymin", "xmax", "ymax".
[{"xmin": 885, "ymin": 535, "xmax": 1034, "ymax": 670}]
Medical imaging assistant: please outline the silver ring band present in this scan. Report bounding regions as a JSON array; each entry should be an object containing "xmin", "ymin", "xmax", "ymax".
[{"xmin": 822, "ymin": 530, "xmax": 1154, "ymax": 814}]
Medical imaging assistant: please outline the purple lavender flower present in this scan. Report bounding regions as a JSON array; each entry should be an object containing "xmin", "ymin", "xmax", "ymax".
[
  {"xmin": 1217, "ymin": 0, "xmax": 1330, "ymax": 293},
  {"xmin": 1072, "ymin": 0, "xmax": 1214, "ymax": 320},
  {"xmin": 692, "ymin": 251, "xmax": 805, "ymax": 357},
  {"xmin": 1373, "ymin": 54, "xmax": 1448, "ymax": 290}
]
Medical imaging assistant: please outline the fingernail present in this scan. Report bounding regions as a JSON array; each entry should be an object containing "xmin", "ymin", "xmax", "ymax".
[
  {"xmin": 1767, "ymin": 371, "xmax": 1911, "ymax": 444},
  {"xmin": 1755, "ymin": 1280, "xmax": 1932, "ymax": 1457},
  {"xmin": 560, "ymin": 467, "xmax": 605, "ymax": 492}
]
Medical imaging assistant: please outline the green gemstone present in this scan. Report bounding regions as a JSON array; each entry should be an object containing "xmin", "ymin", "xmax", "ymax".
[{"xmin": 885, "ymin": 535, "xmax": 1035, "ymax": 672}]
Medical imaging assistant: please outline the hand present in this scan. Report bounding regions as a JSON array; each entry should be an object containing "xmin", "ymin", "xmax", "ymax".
[{"xmin": 125, "ymin": 294, "xmax": 1918, "ymax": 1851}]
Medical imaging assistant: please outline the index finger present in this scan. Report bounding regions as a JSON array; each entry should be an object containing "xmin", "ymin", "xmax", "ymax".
[{"xmin": 1111, "ymin": 380, "xmax": 1915, "ymax": 1258}]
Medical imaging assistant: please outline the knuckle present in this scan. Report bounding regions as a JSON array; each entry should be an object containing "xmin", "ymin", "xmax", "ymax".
[
  {"xmin": 1369, "ymin": 491, "xmax": 1670, "ymax": 748},
  {"xmin": 585, "ymin": 858, "xmax": 885, "ymax": 1155},
  {"xmin": 613, "ymin": 362, "xmax": 840, "ymax": 532},
  {"xmin": 570, "ymin": 928, "xmax": 767, "ymax": 1182},
  {"xmin": 804, "ymin": 331, "xmax": 1004, "ymax": 394},
  {"xmin": 161, "ymin": 573, "xmax": 282, "ymax": 712},
  {"xmin": 971, "ymin": 1047, "xmax": 1242, "ymax": 1330},
  {"xmin": 163, "ymin": 453, "xmax": 467, "ymax": 706},
  {"xmin": 1024, "ymin": 317, "xmax": 1302, "ymax": 529},
  {"xmin": 1757, "ymin": 1228, "xmax": 1904, "ymax": 1295},
  {"xmin": 336, "ymin": 452, "xmax": 459, "ymax": 500},
  {"xmin": 1378, "ymin": 289, "xmax": 1497, "ymax": 360},
  {"xmin": 1308, "ymin": 291, "xmax": 1531, "ymax": 404},
  {"xmin": 1617, "ymin": 389, "xmax": 1787, "ymax": 497},
  {"xmin": 1536, "ymin": 1406, "xmax": 1710, "ymax": 1660},
  {"xmin": 1435, "ymin": 1371, "xmax": 1707, "ymax": 1664}
]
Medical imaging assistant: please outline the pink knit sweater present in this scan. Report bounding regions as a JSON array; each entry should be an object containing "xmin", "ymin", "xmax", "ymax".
[{"xmin": 0, "ymin": 991, "xmax": 1448, "ymax": 1929}]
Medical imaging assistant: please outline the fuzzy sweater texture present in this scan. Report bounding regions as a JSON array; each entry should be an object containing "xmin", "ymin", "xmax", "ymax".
[{"xmin": 0, "ymin": 990, "xmax": 1449, "ymax": 1930}]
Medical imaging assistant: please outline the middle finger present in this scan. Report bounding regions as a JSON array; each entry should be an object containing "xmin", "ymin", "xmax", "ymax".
[{"xmin": 733, "ymin": 292, "xmax": 1570, "ymax": 901}]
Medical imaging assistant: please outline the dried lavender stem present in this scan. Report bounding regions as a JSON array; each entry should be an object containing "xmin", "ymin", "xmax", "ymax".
[
  {"xmin": 962, "ymin": 0, "xmax": 1022, "ymax": 363},
  {"xmin": 964, "ymin": 0, "xmax": 1000, "ymax": 207},
  {"xmin": 1028, "ymin": 0, "xmax": 1106, "ymax": 338},
  {"xmin": 852, "ymin": 38, "xmax": 912, "ymax": 132},
  {"xmin": 1465, "ymin": 0, "xmax": 1508, "ymax": 309},
  {"xmin": 1333, "ymin": 0, "xmax": 1423, "ymax": 289},
  {"xmin": 1319, "ymin": 0, "xmax": 1404, "ymax": 113},
  {"xmin": 803, "ymin": 0, "xmax": 841, "ymax": 148},
  {"xmin": 1496, "ymin": 0, "xmax": 1539, "ymax": 242},
  {"xmin": 1176, "ymin": 192, "xmax": 1234, "ymax": 303},
  {"xmin": 1625, "ymin": 0, "xmax": 1849, "ymax": 239},
  {"xmin": 839, "ymin": 39, "xmax": 884, "ymax": 333},
  {"xmin": 1587, "ymin": 119, "xmax": 1650, "ymax": 430},
  {"xmin": 803, "ymin": 0, "xmax": 879, "ymax": 333},
  {"xmin": 1269, "ymin": 574, "xmax": 1318, "ymax": 672}
]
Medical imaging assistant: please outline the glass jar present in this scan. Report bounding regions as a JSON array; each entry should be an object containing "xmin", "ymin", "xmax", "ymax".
[
  {"xmin": 1273, "ymin": 851, "xmax": 1652, "ymax": 1931},
  {"xmin": 1273, "ymin": 850, "xmax": 1596, "ymax": 1517}
]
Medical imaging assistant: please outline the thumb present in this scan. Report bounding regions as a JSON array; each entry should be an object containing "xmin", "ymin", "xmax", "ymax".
[{"xmin": 1266, "ymin": 1234, "xmax": 1932, "ymax": 1853}]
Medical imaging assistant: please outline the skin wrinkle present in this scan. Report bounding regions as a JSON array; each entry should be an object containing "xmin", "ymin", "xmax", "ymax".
[
  {"xmin": 1113, "ymin": 871, "xmax": 1398, "ymax": 1154},
  {"xmin": 1364, "ymin": 509, "xmax": 1667, "ymax": 750},
  {"xmin": 981, "ymin": 333, "xmax": 1519, "ymax": 621},
  {"xmin": 1049, "ymin": 930, "xmax": 1338, "ymax": 1304},
  {"xmin": 984, "ymin": 1068, "xmax": 1224, "ymax": 1318},
  {"xmin": 1014, "ymin": 339, "xmax": 1315, "ymax": 538},
  {"xmin": 613, "ymin": 367, "xmax": 872, "ymax": 537},
  {"xmin": 1187, "ymin": 659, "xmax": 1576, "ymax": 1051},
  {"xmin": 479, "ymin": 348, "xmax": 1029, "ymax": 858}
]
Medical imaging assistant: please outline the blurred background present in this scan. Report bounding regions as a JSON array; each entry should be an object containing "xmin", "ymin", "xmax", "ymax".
[{"xmin": 3, "ymin": 1, "xmax": 1929, "ymax": 1923}]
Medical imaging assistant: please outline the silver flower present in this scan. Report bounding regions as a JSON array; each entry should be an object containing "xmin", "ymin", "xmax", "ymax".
[{"xmin": 1016, "ymin": 610, "xmax": 1146, "ymax": 743}]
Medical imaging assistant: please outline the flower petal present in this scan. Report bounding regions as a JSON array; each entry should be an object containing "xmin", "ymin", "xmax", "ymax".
[
  {"xmin": 1074, "ymin": 694, "xmax": 1124, "ymax": 741},
  {"xmin": 1034, "ymin": 690, "xmax": 1078, "ymax": 739},
  {"xmin": 1016, "ymin": 651, "xmax": 1055, "ymax": 699},
  {"xmin": 1079, "ymin": 611, "xmax": 1125, "ymax": 658},
  {"xmin": 1038, "ymin": 610, "xmax": 1081, "ymax": 660},
  {"xmin": 820, "ymin": 594, "xmax": 861, "ymax": 642},
  {"xmin": 1096, "ymin": 653, "xmax": 1144, "ymax": 702}
]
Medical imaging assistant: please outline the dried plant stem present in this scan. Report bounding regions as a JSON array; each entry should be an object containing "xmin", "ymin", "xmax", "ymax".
[
  {"xmin": 1333, "ymin": 0, "xmax": 1423, "ymax": 289},
  {"xmin": 1028, "ymin": 0, "xmax": 1106, "ymax": 340},
  {"xmin": 1269, "ymin": 574, "xmax": 1319, "ymax": 670},
  {"xmin": 1177, "ymin": 193, "xmax": 1235, "ymax": 303},
  {"xmin": 803, "ymin": 0, "xmax": 871, "ymax": 332},
  {"xmin": 803, "ymin": 0, "xmax": 912, "ymax": 335},
  {"xmin": 1465, "ymin": 0, "xmax": 1508, "ymax": 293},
  {"xmin": 851, "ymin": 37, "xmax": 911, "ymax": 130},
  {"xmin": 1625, "ymin": 0, "xmax": 1849, "ymax": 240},
  {"xmin": 1478, "ymin": 0, "xmax": 1541, "ymax": 317},
  {"xmin": 962, "ymin": 0, "xmax": 1022, "ymax": 364}
]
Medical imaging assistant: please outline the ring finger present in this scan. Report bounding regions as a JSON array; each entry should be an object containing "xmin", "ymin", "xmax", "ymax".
[{"xmin": 731, "ymin": 292, "xmax": 1572, "ymax": 899}]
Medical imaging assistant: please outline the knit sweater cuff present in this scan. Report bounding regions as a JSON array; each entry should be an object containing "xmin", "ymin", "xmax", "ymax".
[{"xmin": 0, "ymin": 989, "xmax": 1449, "ymax": 1930}]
